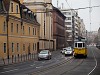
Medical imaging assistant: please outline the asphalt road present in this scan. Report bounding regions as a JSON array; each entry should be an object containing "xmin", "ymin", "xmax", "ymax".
[
  {"xmin": 0, "ymin": 50, "xmax": 67, "ymax": 75},
  {"xmin": 0, "ymin": 46, "xmax": 100, "ymax": 75},
  {"xmin": 30, "ymin": 46, "xmax": 100, "ymax": 75}
]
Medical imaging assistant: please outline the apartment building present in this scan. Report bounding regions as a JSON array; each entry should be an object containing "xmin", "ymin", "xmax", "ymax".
[
  {"xmin": 0, "ymin": 0, "xmax": 40, "ymax": 63},
  {"xmin": 23, "ymin": 0, "xmax": 55, "ymax": 51},
  {"xmin": 60, "ymin": 9, "xmax": 78, "ymax": 46},
  {"xmin": 80, "ymin": 19, "xmax": 86, "ymax": 37}
]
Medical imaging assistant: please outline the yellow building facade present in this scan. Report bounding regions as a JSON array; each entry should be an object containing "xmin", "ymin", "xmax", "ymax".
[{"xmin": 0, "ymin": 0, "xmax": 40, "ymax": 64}]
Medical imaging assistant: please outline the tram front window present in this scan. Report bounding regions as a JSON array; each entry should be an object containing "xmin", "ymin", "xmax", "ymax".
[
  {"xmin": 78, "ymin": 43, "xmax": 82, "ymax": 47},
  {"xmin": 83, "ymin": 43, "xmax": 85, "ymax": 47}
]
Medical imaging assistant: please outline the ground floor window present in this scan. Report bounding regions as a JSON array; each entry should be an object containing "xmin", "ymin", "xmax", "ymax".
[{"xmin": 4, "ymin": 43, "xmax": 6, "ymax": 53}]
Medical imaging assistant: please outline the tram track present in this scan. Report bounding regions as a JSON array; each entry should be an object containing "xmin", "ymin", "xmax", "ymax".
[
  {"xmin": 60, "ymin": 58, "xmax": 84, "ymax": 75},
  {"xmin": 29, "ymin": 57, "xmax": 73, "ymax": 75},
  {"xmin": 29, "ymin": 57, "xmax": 85, "ymax": 75},
  {"xmin": 60, "ymin": 47, "xmax": 98, "ymax": 75}
]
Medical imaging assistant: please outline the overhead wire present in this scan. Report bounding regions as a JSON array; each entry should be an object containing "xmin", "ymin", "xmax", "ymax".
[
  {"xmin": 61, "ymin": 5, "xmax": 100, "ymax": 11},
  {"xmin": 65, "ymin": 0, "xmax": 72, "ymax": 9}
]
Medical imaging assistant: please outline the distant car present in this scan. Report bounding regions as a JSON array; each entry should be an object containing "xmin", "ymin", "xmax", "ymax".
[
  {"xmin": 38, "ymin": 50, "xmax": 51, "ymax": 60},
  {"xmin": 64, "ymin": 47, "xmax": 73, "ymax": 56},
  {"xmin": 96, "ymin": 44, "xmax": 100, "ymax": 49},
  {"xmin": 61, "ymin": 48, "xmax": 67, "ymax": 54}
]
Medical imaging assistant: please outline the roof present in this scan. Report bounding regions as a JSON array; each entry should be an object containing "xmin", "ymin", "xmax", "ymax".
[
  {"xmin": 53, "ymin": 6, "xmax": 66, "ymax": 19},
  {"xmin": 2, "ymin": 0, "xmax": 40, "ymax": 26},
  {"xmin": 0, "ymin": 0, "xmax": 5, "ymax": 13},
  {"xmin": 3, "ymin": 0, "xmax": 20, "ymax": 12},
  {"xmin": 20, "ymin": 4, "xmax": 40, "ymax": 25},
  {"xmin": 75, "ymin": 41, "xmax": 85, "ymax": 43}
]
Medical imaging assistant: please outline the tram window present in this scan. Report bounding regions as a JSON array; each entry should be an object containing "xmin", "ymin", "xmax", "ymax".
[
  {"xmin": 78, "ymin": 43, "xmax": 82, "ymax": 47},
  {"xmin": 83, "ymin": 43, "xmax": 85, "ymax": 47},
  {"xmin": 75, "ymin": 43, "xmax": 77, "ymax": 47}
]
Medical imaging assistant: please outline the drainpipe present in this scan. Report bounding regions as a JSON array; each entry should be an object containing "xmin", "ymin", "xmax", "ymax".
[{"xmin": 6, "ymin": 12, "xmax": 9, "ymax": 64}]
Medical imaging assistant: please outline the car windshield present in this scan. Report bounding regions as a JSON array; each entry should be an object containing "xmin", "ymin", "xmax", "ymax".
[
  {"xmin": 66, "ymin": 47, "xmax": 72, "ymax": 51},
  {"xmin": 67, "ymin": 49, "xmax": 72, "ymax": 51},
  {"xmin": 40, "ymin": 50, "xmax": 48, "ymax": 54},
  {"xmin": 63, "ymin": 49, "xmax": 67, "ymax": 50}
]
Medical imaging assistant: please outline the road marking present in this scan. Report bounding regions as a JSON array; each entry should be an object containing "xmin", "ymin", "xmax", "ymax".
[
  {"xmin": 42, "ymin": 61, "xmax": 45, "ymax": 63},
  {"xmin": 1, "ymin": 69, "xmax": 18, "ymax": 73},
  {"xmin": 54, "ymin": 58, "xmax": 57, "ymax": 60},
  {"xmin": 36, "ymin": 66, "xmax": 43, "ymax": 69},
  {"xmin": 30, "ymin": 64, "xmax": 35, "ymax": 66},
  {"xmin": 4, "ymin": 68, "xmax": 10, "ymax": 69},
  {"xmin": 56, "ymin": 60, "xmax": 59, "ymax": 61},
  {"xmin": 88, "ymin": 49, "xmax": 97, "ymax": 75}
]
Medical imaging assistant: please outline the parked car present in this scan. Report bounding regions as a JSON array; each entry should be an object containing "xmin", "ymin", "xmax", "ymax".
[
  {"xmin": 38, "ymin": 50, "xmax": 51, "ymax": 60},
  {"xmin": 61, "ymin": 48, "xmax": 67, "ymax": 54},
  {"xmin": 64, "ymin": 47, "xmax": 73, "ymax": 56}
]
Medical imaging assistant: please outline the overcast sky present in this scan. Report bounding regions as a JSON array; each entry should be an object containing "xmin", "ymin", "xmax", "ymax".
[{"xmin": 52, "ymin": 0, "xmax": 100, "ymax": 31}]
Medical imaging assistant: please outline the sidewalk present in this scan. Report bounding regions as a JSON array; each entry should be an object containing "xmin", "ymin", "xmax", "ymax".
[
  {"xmin": 0, "ymin": 53, "xmax": 38, "ymax": 66},
  {"xmin": 0, "ymin": 50, "xmax": 60, "ymax": 66}
]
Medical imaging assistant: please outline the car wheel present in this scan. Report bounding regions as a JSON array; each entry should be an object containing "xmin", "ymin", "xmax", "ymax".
[
  {"xmin": 65, "ymin": 54, "xmax": 67, "ymax": 57},
  {"xmin": 50, "ymin": 56, "xmax": 51, "ymax": 59},
  {"xmin": 38, "ymin": 58, "xmax": 41, "ymax": 61},
  {"xmin": 48, "ymin": 56, "xmax": 51, "ymax": 60},
  {"xmin": 84, "ymin": 55, "xmax": 87, "ymax": 58}
]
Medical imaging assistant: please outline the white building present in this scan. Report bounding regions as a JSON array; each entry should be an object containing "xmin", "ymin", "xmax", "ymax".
[{"xmin": 61, "ymin": 9, "xmax": 79, "ymax": 46}]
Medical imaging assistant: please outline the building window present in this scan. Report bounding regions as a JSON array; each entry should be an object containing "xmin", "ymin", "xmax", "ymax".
[
  {"xmin": 11, "ymin": 23, "xmax": 13, "ymax": 32},
  {"xmin": 63, "ymin": 12, "xmax": 71, "ymax": 15},
  {"xmin": 28, "ymin": 43, "xmax": 30, "ymax": 54},
  {"xmin": 66, "ymin": 12, "xmax": 71, "ymax": 15},
  {"xmin": 17, "ymin": 43, "xmax": 19, "ymax": 52},
  {"xmin": 12, "ymin": 43, "xmax": 14, "ymax": 52},
  {"xmin": 65, "ymin": 22, "xmax": 71, "ymax": 25},
  {"xmin": 29, "ymin": 27, "xmax": 30, "ymax": 35},
  {"xmin": 23, "ymin": 26, "xmax": 24, "ymax": 34},
  {"xmin": 3, "ymin": 21, "xmax": 6, "ymax": 32},
  {"xmin": 66, "ymin": 17, "xmax": 71, "ymax": 20},
  {"xmin": 16, "ymin": 5, "xmax": 18, "ymax": 13},
  {"xmin": 4, "ymin": 43, "xmax": 6, "ymax": 53},
  {"xmin": 23, "ymin": 44, "xmax": 25, "ymax": 51},
  {"xmin": 0, "ymin": 0, "xmax": 3, "ymax": 9},
  {"xmin": 35, "ymin": 43, "xmax": 37, "ymax": 50},
  {"xmin": 11, "ymin": 3, "xmax": 13, "ymax": 12},
  {"xmin": 17, "ymin": 24, "xmax": 18, "ymax": 33},
  {"xmin": 33, "ymin": 28, "xmax": 34, "ymax": 35},
  {"xmin": 35, "ymin": 28, "xmax": 36, "ymax": 35},
  {"xmin": 33, "ymin": 43, "xmax": 34, "ymax": 51},
  {"xmin": 67, "ymin": 27, "xmax": 72, "ymax": 30},
  {"xmin": 29, "ymin": 13, "xmax": 31, "ymax": 17},
  {"xmin": 62, "ymin": 12, "xmax": 66, "ymax": 15},
  {"xmin": 24, "ymin": 12, "xmax": 26, "ymax": 16}
]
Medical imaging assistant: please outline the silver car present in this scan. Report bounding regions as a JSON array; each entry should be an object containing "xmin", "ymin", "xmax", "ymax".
[
  {"xmin": 65, "ymin": 47, "xmax": 73, "ymax": 56},
  {"xmin": 38, "ymin": 50, "xmax": 51, "ymax": 60}
]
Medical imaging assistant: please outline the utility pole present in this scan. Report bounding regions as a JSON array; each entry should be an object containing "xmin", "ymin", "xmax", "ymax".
[
  {"xmin": 49, "ymin": 12, "xmax": 50, "ymax": 50},
  {"xmin": 86, "ymin": 30, "xmax": 88, "ymax": 44},
  {"xmin": 72, "ymin": 16, "xmax": 75, "ymax": 48},
  {"xmin": 57, "ymin": 0, "xmax": 58, "ymax": 7},
  {"xmin": 62, "ymin": 3, "xmax": 64, "ymax": 9}
]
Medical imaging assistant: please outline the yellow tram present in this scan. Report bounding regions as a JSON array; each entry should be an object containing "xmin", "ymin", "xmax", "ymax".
[{"xmin": 73, "ymin": 41, "xmax": 87, "ymax": 58}]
